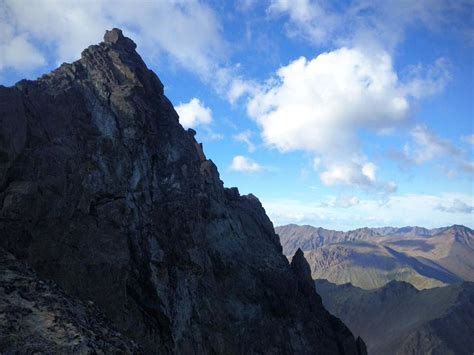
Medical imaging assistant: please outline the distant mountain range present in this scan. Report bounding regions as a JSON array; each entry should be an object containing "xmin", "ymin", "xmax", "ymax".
[
  {"xmin": 316, "ymin": 279, "xmax": 474, "ymax": 355},
  {"xmin": 276, "ymin": 224, "xmax": 474, "ymax": 289}
]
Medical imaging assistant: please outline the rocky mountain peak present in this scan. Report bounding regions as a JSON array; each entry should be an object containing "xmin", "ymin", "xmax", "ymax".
[{"xmin": 0, "ymin": 29, "xmax": 365, "ymax": 354}]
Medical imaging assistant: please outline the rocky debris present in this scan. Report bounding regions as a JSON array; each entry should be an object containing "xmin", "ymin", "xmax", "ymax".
[
  {"xmin": 0, "ymin": 247, "xmax": 140, "ymax": 353},
  {"xmin": 0, "ymin": 28, "xmax": 365, "ymax": 354}
]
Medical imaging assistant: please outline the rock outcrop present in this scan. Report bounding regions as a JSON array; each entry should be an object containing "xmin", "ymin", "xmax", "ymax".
[{"xmin": 0, "ymin": 29, "xmax": 365, "ymax": 354}]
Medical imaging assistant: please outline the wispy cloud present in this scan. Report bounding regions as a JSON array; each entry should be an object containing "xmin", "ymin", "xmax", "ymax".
[
  {"xmin": 267, "ymin": 0, "xmax": 473, "ymax": 52},
  {"xmin": 403, "ymin": 125, "xmax": 460, "ymax": 165},
  {"xmin": 263, "ymin": 192, "xmax": 474, "ymax": 230},
  {"xmin": 389, "ymin": 125, "xmax": 473, "ymax": 178},
  {"xmin": 233, "ymin": 130, "xmax": 256, "ymax": 152}
]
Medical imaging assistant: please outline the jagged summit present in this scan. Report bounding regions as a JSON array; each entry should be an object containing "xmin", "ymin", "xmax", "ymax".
[
  {"xmin": 103, "ymin": 28, "xmax": 136, "ymax": 48},
  {"xmin": 0, "ymin": 29, "xmax": 365, "ymax": 354}
]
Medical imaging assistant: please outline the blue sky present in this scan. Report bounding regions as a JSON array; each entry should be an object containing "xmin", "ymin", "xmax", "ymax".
[{"xmin": 1, "ymin": 0, "xmax": 473, "ymax": 230}]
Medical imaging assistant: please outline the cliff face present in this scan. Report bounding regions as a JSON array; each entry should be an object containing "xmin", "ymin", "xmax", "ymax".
[{"xmin": 0, "ymin": 29, "xmax": 365, "ymax": 354}]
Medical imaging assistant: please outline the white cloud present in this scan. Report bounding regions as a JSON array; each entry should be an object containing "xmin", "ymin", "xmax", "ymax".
[
  {"xmin": 248, "ymin": 48, "xmax": 409, "ymax": 154},
  {"xmin": 263, "ymin": 192, "xmax": 474, "ymax": 230},
  {"xmin": 0, "ymin": 22, "xmax": 45, "ymax": 70},
  {"xmin": 233, "ymin": 130, "xmax": 256, "ymax": 152},
  {"xmin": 320, "ymin": 162, "xmax": 373, "ymax": 187},
  {"xmin": 1, "ymin": 0, "xmax": 225, "ymax": 77},
  {"xmin": 247, "ymin": 47, "xmax": 446, "ymax": 189},
  {"xmin": 0, "ymin": 35, "xmax": 45, "ymax": 71},
  {"xmin": 320, "ymin": 161, "xmax": 397, "ymax": 192},
  {"xmin": 230, "ymin": 155, "xmax": 265, "ymax": 173},
  {"xmin": 175, "ymin": 98, "xmax": 212, "ymax": 130}
]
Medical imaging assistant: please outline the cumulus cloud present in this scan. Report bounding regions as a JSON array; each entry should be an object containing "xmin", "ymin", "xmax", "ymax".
[
  {"xmin": 248, "ymin": 48, "xmax": 409, "ymax": 153},
  {"xmin": 175, "ymin": 98, "xmax": 212, "ymax": 130},
  {"xmin": 1, "ymin": 0, "xmax": 225, "ymax": 77},
  {"xmin": 230, "ymin": 155, "xmax": 265, "ymax": 173},
  {"xmin": 233, "ymin": 130, "xmax": 256, "ymax": 152},
  {"xmin": 247, "ymin": 47, "xmax": 449, "ymax": 189}
]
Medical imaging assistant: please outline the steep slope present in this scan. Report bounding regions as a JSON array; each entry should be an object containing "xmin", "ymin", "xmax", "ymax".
[
  {"xmin": 276, "ymin": 224, "xmax": 473, "ymax": 289},
  {"xmin": 0, "ymin": 247, "xmax": 140, "ymax": 353},
  {"xmin": 0, "ymin": 29, "xmax": 364, "ymax": 354},
  {"xmin": 304, "ymin": 242, "xmax": 447, "ymax": 289},
  {"xmin": 315, "ymin": 280, "xmax": 474, "ymax": 355}
]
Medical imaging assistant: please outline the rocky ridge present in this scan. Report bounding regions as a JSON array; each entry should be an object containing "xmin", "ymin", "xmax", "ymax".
[
  {"xmin": 316, "ymin": 279, "xmax": 474, "ymax": 355},
  {"xmin": 0, "ymin": 29, "xmax": 365, "ymax": 354},
  {"xmin": 276, "ymin": 224, "xmax": 473, "ymax": 289}
]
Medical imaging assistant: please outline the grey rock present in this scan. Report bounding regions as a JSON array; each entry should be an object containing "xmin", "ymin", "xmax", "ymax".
[
  {"xmin": 0, "ymin": 247, "xmax": 140, "ymax": 353},
  {"xmin": 0, "ymin": 28, "xmax": 365, "ymax": 354}
]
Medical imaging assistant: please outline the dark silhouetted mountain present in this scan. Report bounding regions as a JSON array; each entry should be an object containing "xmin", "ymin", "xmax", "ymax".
[
  {"xmin": 315, "ymin": 279, "xmax": 474, "ymax": 355},
  {"xmin": 276, "ymin": 224, "xmax": 473, "ymax": 289},
  {"xmin": 0, "ymin": 29, "xmax": 365, "ymax": 354}
]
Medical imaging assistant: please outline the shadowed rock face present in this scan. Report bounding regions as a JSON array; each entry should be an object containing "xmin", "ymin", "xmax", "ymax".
[
  {"xmin": 0, "ymin": 29, "xmax": 365, "ymax": 354},
  {"xmin": 315, "ymin": 279, "xmax": 474, "ymax": 355},
  {"xmin": 0, "ymin": 247, "xmax": 140, "ymax": 353}
]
